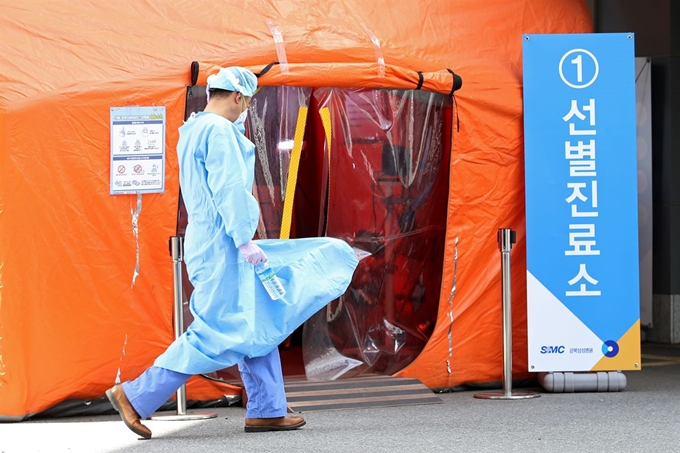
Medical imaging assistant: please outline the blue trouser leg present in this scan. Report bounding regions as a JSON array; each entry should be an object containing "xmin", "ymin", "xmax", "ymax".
[
  {"xmin": 122, "ymin": 366, "xmax": 191, "ymax": 419},
  {"xmin": 121, "ymin": 348, "xmax": 286, "ymax": 419},
  {"xmin": 238, "ymin": 347, "xmax": 287, "ymax": 418}
]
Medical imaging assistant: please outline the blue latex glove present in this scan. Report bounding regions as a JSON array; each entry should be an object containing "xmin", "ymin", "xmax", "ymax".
[{"xmin": 238, "ymin": 241, "xmax": 268, "ymax": 265}]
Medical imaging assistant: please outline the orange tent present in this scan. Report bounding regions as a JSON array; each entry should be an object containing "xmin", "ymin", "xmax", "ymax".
[{"xmin": 0, "ymin": 0, "xmax": 592, "ymax": 420}]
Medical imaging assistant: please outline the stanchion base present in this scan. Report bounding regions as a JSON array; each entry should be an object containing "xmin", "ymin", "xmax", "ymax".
[
  {"xmin": 473, "ymin": 390, "xmax": 541, "ymax": 400},
  {"xmin": 149, "ymin": 412, "xmax": 218, "ymax": 421}
]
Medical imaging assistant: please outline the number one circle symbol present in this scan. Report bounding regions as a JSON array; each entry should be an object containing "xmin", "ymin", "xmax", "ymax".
[{"xmin": 559, "ymin": 48, "xmax": 599, "ymax": 89}]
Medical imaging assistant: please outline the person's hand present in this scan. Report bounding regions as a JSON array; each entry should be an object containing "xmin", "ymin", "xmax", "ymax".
[{"xmin": 238, "ymin": 241, "xmax": 268, "ymax": 265}]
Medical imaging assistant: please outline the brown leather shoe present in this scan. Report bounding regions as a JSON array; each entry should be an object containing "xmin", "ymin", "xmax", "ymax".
[
  {"xmin": 105, "ymin": 384, "xmax": 152, "ymax": 439},
  {"xmin": 244, "ymin": 415, "xmax": 306, "ymax": 432}
]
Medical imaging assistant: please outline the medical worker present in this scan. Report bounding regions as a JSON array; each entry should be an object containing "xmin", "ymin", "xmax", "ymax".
[{"xmin": 106, "ymin": 67, "xmax": 358, "ymax": 439}]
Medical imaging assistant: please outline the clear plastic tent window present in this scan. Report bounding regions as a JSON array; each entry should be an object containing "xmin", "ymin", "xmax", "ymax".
[{"xmin": 178, "ymin": 86, "xmax": 451, "ymax": 382}]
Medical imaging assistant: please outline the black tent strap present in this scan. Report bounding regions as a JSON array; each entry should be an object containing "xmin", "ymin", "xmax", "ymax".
[
  {"xmin": 446, "ymin": 68, "xmax": 463, "ymax": 97},
  {"xmin": 415, "ymin": 71, "xmax": 425, "ymax": 90},
  {"xmin": 190, "ymin": 61, "xmax": 200, "ymax": 86},
  {"xmin": 453, "ymin": 94, "xmax": 460, "ymax": 132},
  {"xmin": 256, "ymin": 62, "xmax": 280, "ymax": 78}
]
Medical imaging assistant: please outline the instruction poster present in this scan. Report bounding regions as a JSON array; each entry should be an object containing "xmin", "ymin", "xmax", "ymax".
[{"xmin": 110, "ymin": 106, "xmax": 166, "ymax": 194}]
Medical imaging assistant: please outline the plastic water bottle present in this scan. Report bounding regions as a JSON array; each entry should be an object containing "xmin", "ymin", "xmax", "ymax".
[{"xmin": 254, "ymin": 262, "xmax": 286, "ymax": 300}]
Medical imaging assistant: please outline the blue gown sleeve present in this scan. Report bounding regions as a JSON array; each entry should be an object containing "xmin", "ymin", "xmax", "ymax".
[{"xmin": 204, "ymin": 127, "xmax": 260, "ymax": 248}]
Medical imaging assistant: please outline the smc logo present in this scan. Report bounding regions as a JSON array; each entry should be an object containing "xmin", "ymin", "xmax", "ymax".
[{"xmin": 540, "ymin": 346, "xmax": 565, "ymax": 354}]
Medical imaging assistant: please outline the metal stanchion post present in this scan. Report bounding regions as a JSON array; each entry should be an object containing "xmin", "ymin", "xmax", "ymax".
[
  {"xmin": 474, "ymin": 229, "xmax": 540, "ymax": 400},
  {"xmin": 150, "ymin": 236, "xmax": 218, "ymax": 421}
]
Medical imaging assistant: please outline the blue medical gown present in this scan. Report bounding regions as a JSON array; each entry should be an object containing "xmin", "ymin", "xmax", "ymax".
[{"xmin": 154, "ymin": 112, "xmax": 358, "ymax": 375}]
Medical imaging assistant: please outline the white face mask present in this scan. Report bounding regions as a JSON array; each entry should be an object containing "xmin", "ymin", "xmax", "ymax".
[
  {"xmin": 233, "ymin": 97, "xmax": 249, "ymax": 133},
  {"xmin": 234, "ymin": 109, "xmax": 248, "ymax": 126},
  {"xmin": 233, "ymin": 110, "xmax": 247, "ymax": 134}
]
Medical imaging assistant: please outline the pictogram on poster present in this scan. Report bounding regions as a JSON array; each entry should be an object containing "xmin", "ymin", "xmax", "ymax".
[{"xmin": 110, "ymin": 106, "xmax": 166, "ymax": 194}]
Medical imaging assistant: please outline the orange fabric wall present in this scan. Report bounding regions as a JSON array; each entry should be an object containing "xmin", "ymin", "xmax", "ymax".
[
  {"xmin": 396, "ymin": 1, "xmax": 593, "ymax": 387},
  {"xmin": 0, "ymin": 0, "xmax": 591, "ymax": 417}
]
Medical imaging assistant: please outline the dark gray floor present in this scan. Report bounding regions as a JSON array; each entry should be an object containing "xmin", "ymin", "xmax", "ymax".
[{"xmin": 2, "ymin": 343, "xmax": 678, "ymax": 453}]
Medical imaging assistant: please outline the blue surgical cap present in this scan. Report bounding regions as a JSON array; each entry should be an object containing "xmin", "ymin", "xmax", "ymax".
[{"xmin": 206, "ymin": 67, "xmax": 257, "ymax": 97}]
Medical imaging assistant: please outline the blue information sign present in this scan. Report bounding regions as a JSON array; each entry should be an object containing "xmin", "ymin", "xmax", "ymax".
[{"xmin": 523, "ymin": 33, "xmax": 640, "ymax": 372}]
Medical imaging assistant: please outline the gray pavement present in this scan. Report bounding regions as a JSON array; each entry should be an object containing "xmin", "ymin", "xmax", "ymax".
[{"xmin": 2, "ymin": 343, "xmax": 679, "ymax": 453}]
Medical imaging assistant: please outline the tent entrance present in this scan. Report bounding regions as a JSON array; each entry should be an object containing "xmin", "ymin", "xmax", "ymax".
[{"xmin": 178, "ymin": 84, "xmax": 452, "ymax": 383}]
